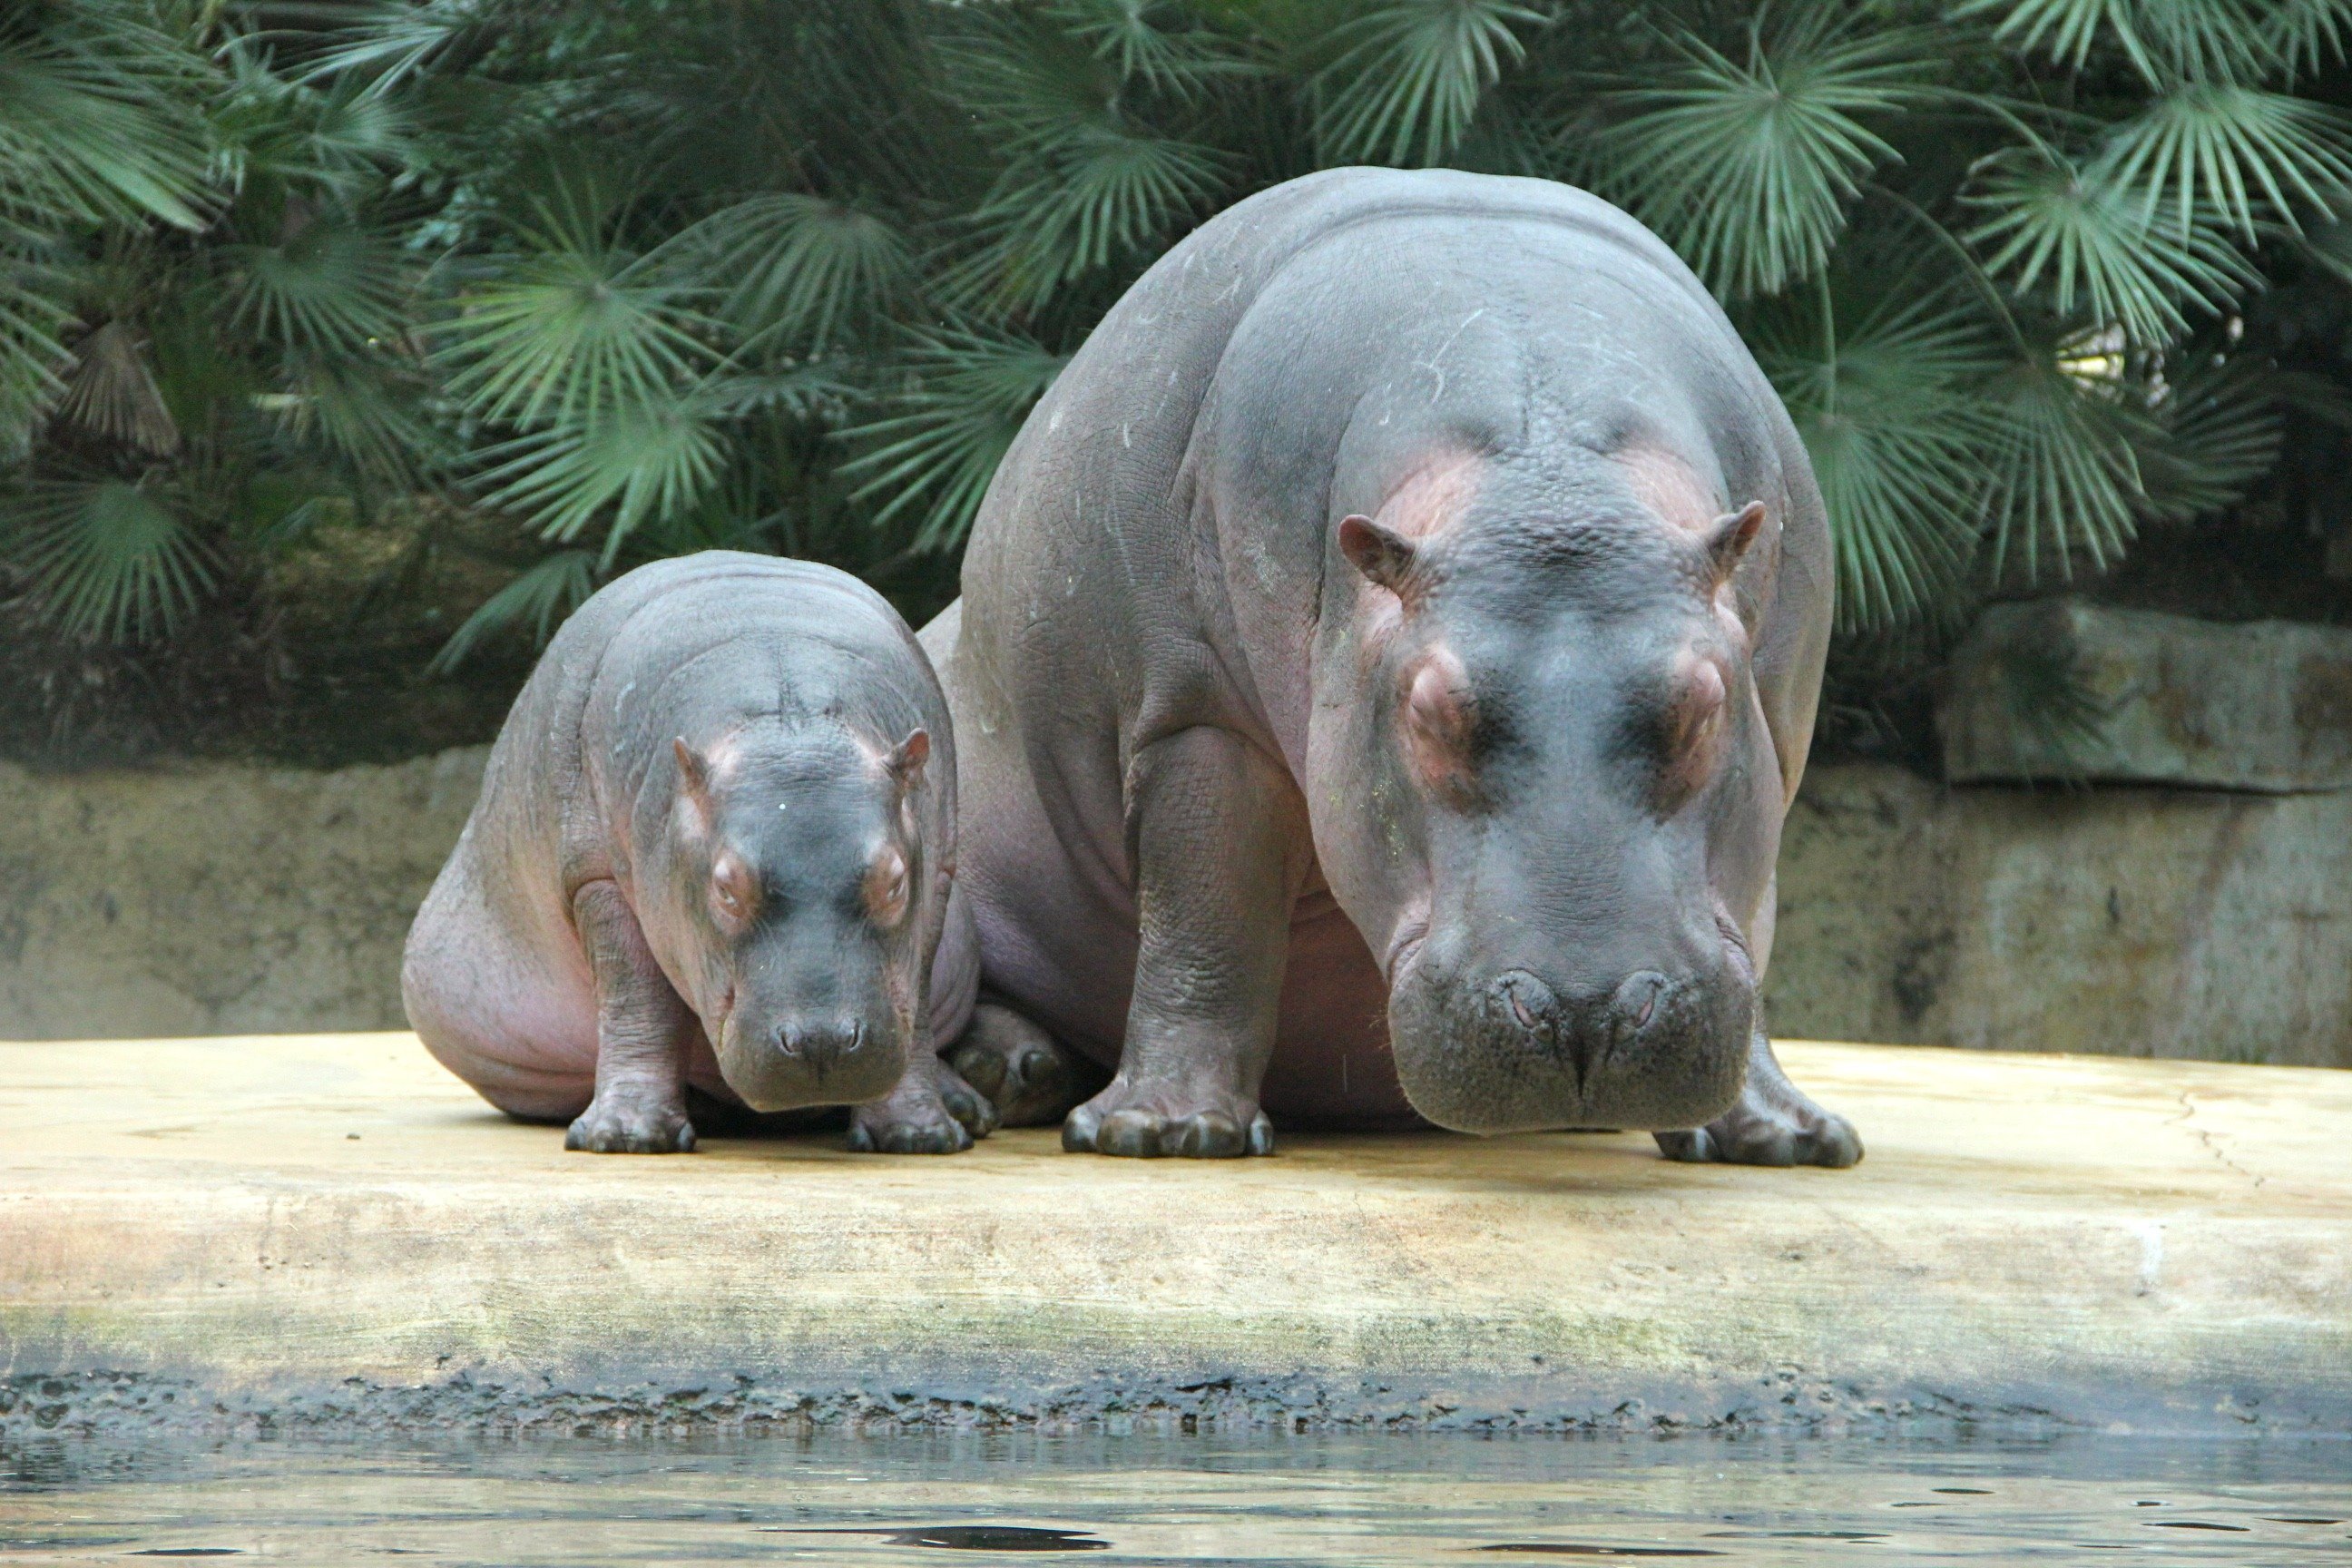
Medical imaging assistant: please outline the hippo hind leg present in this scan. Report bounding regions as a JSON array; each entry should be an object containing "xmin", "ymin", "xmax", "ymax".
[
  {"xmin": 946, "ymin": 1002, "xmax": 1108, "ymax": 1127},
  {"xmin": 847, "ymin": 1052, "xmax": 1001, "ymax": 1153},
  {"xmin": 1655, "ymin": 1022, "xmax": 1863, "ymax": 1168}
]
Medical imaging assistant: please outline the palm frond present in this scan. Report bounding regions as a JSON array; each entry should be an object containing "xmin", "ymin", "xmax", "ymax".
[
  {"xmin": 662, "ymin": 194, "xmax": 912, "ymax": 352},
  {"xmin": 439, "ymin": 211, "xmax": 715, "ymax": 430},
  {"xmin": 427, "ymin": 547, "xmax": 596, "ymax": 673},
  {"xmin": 1982, "ymin": 346, "xmax": 2151, "ymax": 582},
  {"xmin": 264, "ymin": 352, "xmax": 443, "ymax": 485},
  {"xmin": 1952, "ymin": 0, "xmax": 2270, "ymax": 85},
  {"xmin": 1593, "ymin": 12, "xmax": 1942, "ymax": 299},
  {"xmin": 228, "ymin": 213, "xmax": 410, "ymax": 354},
  {"xmin": 839, "ymin": 326, "xmax": 1069, "ymax": 551},
  {"xmin": 1046, "ymin": 0, "xmax": 1259, "ymax": 100},
  {"xmin": 1755, "ymin": 284, "xmax": 2005, "ymax": 630},
  {"xmin": 53, "ymin": 320, "xmax": 179, "ymax": 456},
  {"xmin": 2, "ymin": 475, "xmax": 212, "ymax": 641},
  {"xmin": 1311, "ymin": 0, "xmax": 1549, "ymax": 168},
  {"xmin": 937, "ymin": 15, "xmax": 1231, "ymax": 310},
  {"xmin": 1965, "ymin": 148, "xmax": 2256, "ymax": 344},
  {"xmin": 299, "ymin": 0, "xmax": 503, "ymax": 94},
  {"xmin": 2136, "ymin": 355, "xmax": 2283, "ymax": 522},
  {"xmin": 0, "ymin": 2, "xmax": 212, "ymax": 232},
  {"xmin": 473, "ymin": 393, "xmax": 728, "ymax": 560},
  {"xmin": 2268, "ymin": 0, "xmax": 2352, "ymax": 78},
  {"xmin": 2100, "ymin": 83, "xmax": 2352, "ymax": 239},
  {"xmin": 0, "ymin": 227, "xmax": 74, "ymax": 461}
]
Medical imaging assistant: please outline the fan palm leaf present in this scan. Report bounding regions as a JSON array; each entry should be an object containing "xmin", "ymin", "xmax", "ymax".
[
  {"xmin": 2135, "ymin": 355, "xmax": 2284, "ymax": 522},
  {"xmin": 1965, "ymin": 148, "xmax": 2256, "ymax": 344},
  {"xmin": 1982, "ymin": 347, "xmax": 2151, "ymax": 581},
  {"xmin": 427, "ymin": 546, "xmax": 597, "ymax": 673},
  {"xmin": 1593, "ymin": 12, "xmax": 1943, "ymax": 299},
  {"xmin": 663, "ymin": 194, "xmax": 913, "ymax": 352},
  {"xmin": 2, "ymin": 475, "xmax": 211, "ymax": 640},
  {"xmin": 1311, "ymin": 0, "xmax": 1549, "ymax": 168},
  {"xmin": 841, "ymin": 325, "xmax": 1069, "ymax": 550},
  {"xmin": 0, "ymin": 1, "xmax": 212, "ymax": 233},
  {"xmin": 440, "ymin": 237, "xmax": 715, "ymax": 430},
  {"xmin": 473, "ymin": 392, "xmax": 728, "ymax": 560},
  {"xmin": 1953, "ymin": 0, "xmax": 2270, "ymax": 85},
  {"xmin": 1755, "ymin": 285, "xmax": 2006, "ymax": 630},
  {"xmin": 228, "ymin": 214, "xmax": 411, "ymax": 355},
  {"xmin": 2099, "ymin": 83, "xmax": 2352, "ymax": 239}
]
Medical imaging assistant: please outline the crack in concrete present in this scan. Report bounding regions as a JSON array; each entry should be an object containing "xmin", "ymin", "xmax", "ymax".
[{"xmin": 2173, "ymin": 1090, "xmax": 2264, "ymax": 1189}]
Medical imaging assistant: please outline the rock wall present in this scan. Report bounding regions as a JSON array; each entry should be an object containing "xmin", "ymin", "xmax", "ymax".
[
  {"xmin": 1769, "ymin": 765, "xmax": 2352, "ymax": 1068},
  {"xmin": 0, "ymin": 748, "xmax": 2344, "ymax": 1069},
  {"xmin": 0, "ymin": 749, "xmax": 487, "ymax": 1039}
]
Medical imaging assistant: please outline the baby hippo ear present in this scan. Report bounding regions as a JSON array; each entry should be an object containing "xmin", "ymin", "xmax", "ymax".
[
  {"xmin": 887, "ymin": 727, "xmax": 930, "ymax": 791},
  {"xmin": 1705, "ymin": 500, "xmax": 1768, "ymax": 581},
  {"xmin": 1338, "ymin": 514, "xmax": 1421, "ymax": 600},
  {"xmin": 673, "ymin": 738, "xmax": 716, "ymax": 828}
]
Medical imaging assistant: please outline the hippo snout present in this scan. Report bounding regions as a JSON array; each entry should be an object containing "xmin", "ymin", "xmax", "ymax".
[
  {"xmin": 719, "ymin": 1013, "xmax": 904, "ymax": 1112},
  {"xmin": 1391, "ymin": 949, "xmax": 1749, "ymax": 1135}
]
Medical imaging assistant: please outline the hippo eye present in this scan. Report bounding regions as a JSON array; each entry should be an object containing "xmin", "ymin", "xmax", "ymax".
[
  {"xmin": 709, "ymin": 851, "xmax": 760, "ymax": 926},
  {"xmin": 866, "ymin": 848, "xmax": 912, "ymax": 927}
]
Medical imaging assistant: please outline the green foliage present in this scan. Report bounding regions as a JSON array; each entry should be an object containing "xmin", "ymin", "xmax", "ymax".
[{"xmin": 6, "ymin": 0, "xmax": 2352, "ymax": 659}]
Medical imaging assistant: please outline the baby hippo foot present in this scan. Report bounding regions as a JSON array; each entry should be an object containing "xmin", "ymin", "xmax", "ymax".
[
  {"xmin": 1063, "ymin": 1076, "xmax": 1275, "ymax": 1158},
  {"xmin": 946, "ymin": 1003, "xmax": 1110, "ymax": 1127},
  {"xmin": 1655, "ymin": 1030, "xmax": 1862, "ymax": 1169},
  {"xmin": 846, "ymin": 1054, "xmax": 1001, "ymax": 1154},
  {"xmin": 564, "ymin": 1085, "xmax": 697, "ymax": 1153}
]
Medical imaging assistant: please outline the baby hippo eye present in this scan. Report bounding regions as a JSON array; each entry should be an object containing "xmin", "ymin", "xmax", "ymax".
[
  {"xmin": 865, "ymin": 846, "xmax": 912, "ymax": 928},
  {"xmin": 709, "ymin": 850, "xmax": 759, "ymax": 926}
]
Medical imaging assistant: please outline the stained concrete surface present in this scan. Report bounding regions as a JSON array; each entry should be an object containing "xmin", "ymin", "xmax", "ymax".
[{"xmin": 3, "ymin": 1033, "xmax": 2346, "ymax": 1437}]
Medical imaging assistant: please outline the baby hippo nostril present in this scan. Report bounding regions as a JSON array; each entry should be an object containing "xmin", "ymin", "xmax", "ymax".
[
  {"xmin": 1614, "ymin": 971, "xmax": 1668, "ymax": 1033},
  {"xmin": 780, "ymin": 1022, "xmax": 863, "ymax": 1078},
  {"xmin": 1496, "ymin": 969, "xmax": 1560, "ymax": 1033}
]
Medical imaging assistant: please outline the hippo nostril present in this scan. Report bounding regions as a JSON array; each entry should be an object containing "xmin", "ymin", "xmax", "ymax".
[
  {"xmin": 1614, "ymin": 972, "xmax": 1669, "ymax": 1034},
  {"xmin": 1495, "ymin": 969, "xmax": 1559, "ymax": 1034}
]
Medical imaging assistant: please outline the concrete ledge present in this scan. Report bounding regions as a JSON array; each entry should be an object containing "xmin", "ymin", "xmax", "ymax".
[{"xmin": 3, "ymin": 1034, "xmax": 2347, "ymax": 1438}]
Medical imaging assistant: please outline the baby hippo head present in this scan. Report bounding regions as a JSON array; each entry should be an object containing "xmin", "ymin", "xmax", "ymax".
[{"xmin": 670, "ymin": 722, "xmax": 931, "ymax": 1112}]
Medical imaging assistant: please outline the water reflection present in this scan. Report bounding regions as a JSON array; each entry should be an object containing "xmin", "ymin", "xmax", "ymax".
[{"xmin": 0, "ymin": 1432, "xmax": 2345, "ymax": 1565}]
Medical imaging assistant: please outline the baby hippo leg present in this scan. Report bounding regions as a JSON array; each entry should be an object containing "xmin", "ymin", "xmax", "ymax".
[
  {"xmin": 565, "ymin": 881, "xmax": 698, "ymax": 1154},
  {"xmin": 947, "ymin": 1002, "xmax": 1108, "ymax": 1127},
  {"xmin": 847, "ymin": 1051, "xmax": 1001, "ymax": 1154}
]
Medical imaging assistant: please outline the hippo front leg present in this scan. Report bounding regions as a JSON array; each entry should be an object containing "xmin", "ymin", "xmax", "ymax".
[
  {"xmin": 564, "ymin": 881, "xmax": 698, "ymax": 1154},
  {"xmin": 1655, "ymin": 1024, "xmax": 1863, "ymax": 1169},
  {"xmin": 1063, "ymin": 726, "xmax": 1306, "ymax": 1158},
  {"xmin": 845, "ymin": 1049, "xmax": 1001, "ymax": 1154}
]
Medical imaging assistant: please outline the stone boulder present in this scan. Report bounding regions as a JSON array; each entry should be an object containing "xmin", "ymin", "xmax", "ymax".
[{"xmin": 1939, "ymin": 598, "xmax": 2352, "ymax": 791}]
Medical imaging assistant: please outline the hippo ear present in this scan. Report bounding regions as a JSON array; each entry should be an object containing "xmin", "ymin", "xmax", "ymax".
[
  {"xmin": 672, "ymin": 738, "xmax": 716, "ymax": 827},
  {"xmin": 887, "ymin": 728, "xmax": 930, "ymax": 791},
  {"xmin": 1338, "ymin": 514, "xmax": 1421, "ymax": 600},
  {"xmin": 1704, "ymin": 501, "xmax": 1767, "ymax": 580}
]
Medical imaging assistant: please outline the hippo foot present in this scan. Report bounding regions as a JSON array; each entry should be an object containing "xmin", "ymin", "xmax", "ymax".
[
  {"xmin": 1062, "ymin": 1081, "xmax": 1275, "ymax": 1158},
  {"xmin": 946, "ymin": 1003, "xmax": 1110, "ymax": 1127},
  {"xmin": 846, "ymin": 1056, "xmax": 1000, "ymax": 1154},
  {"xmin": 1654, "ymin": 1066, "xmax": 1862, "ymax": 1169},
  {"xmin": 564, "ymin": 1092, "xmax": 697, "ymax": 1154}
]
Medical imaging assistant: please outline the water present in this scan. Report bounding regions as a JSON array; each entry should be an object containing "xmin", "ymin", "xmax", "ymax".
[{"xmin": 2, "ymin": 1434, "xmax": 2346, "ymax": 1564}]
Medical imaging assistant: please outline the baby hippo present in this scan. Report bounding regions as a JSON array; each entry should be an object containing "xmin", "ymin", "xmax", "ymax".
[{"xmin": 402, "ymin": 552, "xmax": 995, "ymax": 1153}]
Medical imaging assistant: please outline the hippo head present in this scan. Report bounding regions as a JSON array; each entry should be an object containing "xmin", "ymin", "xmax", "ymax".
[
  {"xmin": 1311, "ymin": 454, "xmax": 1778, "ymax": 1134},
  {"xmin": 665, "ymin": 722, "xmax": 932, "ymax": 1112}
]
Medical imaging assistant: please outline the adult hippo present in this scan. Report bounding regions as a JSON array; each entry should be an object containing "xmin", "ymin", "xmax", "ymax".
[{"xmin": 926, "ymin": 168, "xmax": 1860, "ymax": 1166}]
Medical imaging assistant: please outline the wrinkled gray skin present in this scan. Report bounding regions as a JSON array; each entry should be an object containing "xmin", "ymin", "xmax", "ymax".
[
  {"xmin": 926, "ymin": 169, "xmax": 1860, "ymax": 1165},
  {"xmin": 404, "ymin": 553, "xmax": 995, "ymax": 1155}
]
